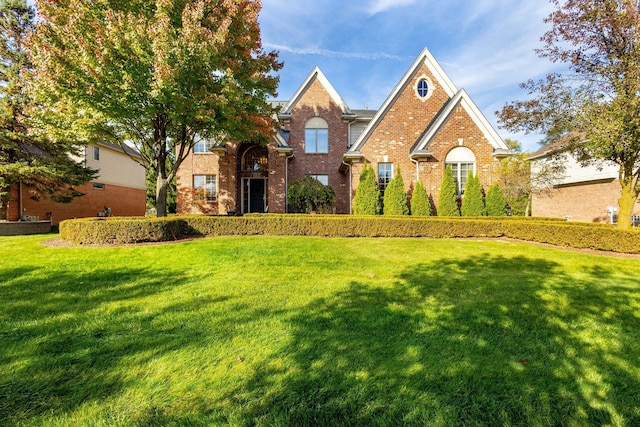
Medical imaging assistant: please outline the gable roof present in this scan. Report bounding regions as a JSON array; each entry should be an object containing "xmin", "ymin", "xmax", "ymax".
[
  {"xmin": 527, "ymin": 131, "xmax": 586, "ymax": 160},
  {"xmin": 411, "ymin": 88, "xmax": 508, "ymax": 155},
  {"xmin": 280, "ymin": 66, "xmax": 351, "ymax": 116},
  {"xmin": 347, "ymin": 47, "xmax": 458, "ymax": 153},
  {"xmin": 98, "ymin": 140, "xmax": 142, "ymax": 159}
]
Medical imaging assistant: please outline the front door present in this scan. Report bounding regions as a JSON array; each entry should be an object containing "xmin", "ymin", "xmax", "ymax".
[{"xmin": 243, "ymin": 178, "xmax": 267, "ymax": 213}]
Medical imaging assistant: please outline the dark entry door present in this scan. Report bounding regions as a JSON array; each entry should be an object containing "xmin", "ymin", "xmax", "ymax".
[{"xmin": 249, "ymin": 179, "xmax": 265, "ymax": 213}]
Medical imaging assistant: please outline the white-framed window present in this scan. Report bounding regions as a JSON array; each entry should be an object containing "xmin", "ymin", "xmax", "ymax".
[
  {"xmin": 93, "ymin": 146, "xmax": 100, "ymax": 161},
  {"xmin": 378, "ymin": 163, "xmax": 393, "ymax": 193},
  {"xmin": 305, "ymin": 117, "xmax": 329, "ymax": 153},
  {"xmin": 414, "ymin": 75, "xmax": 434, "ymax": 101},
  {"xmin": 308, "ymin": 174, "xmax": 329, "ymax": 185},
  {"xmin": 446, "ymin": 147, "xmax": 476, "ymax": 196},
  {"xmin": 193, "ymin": 140, "xmax": 216, "ymax": 154},
  {"xmin": 193, "ymin": 175, "xmax": 217, "ymax": 201}
]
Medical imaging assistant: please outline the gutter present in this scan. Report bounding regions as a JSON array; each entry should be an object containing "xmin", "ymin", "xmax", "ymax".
[{"xmin": 409, "ymin": 150, "xmax": 433, "ymax": 182}]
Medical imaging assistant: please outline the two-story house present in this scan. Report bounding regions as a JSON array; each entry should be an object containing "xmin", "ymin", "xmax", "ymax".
[
  {"xmin": 176, "ymin": 48, "xmax": 509, "ymax": 215},
  {"xmin": 6, "ymin": 141, "xmax": 146, "ymax": 225},
  {"xmin": 528, "ymin": 137, "xmax": 640, "ymax": 223}
]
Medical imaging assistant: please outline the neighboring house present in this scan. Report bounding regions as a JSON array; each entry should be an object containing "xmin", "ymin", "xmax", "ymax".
[
  {"xmin": 176, "ymin": 48, "xmax": 510, "ymax": 215},
  {"xmin": 528, "ymin": 138, "xmax": 640, "ymax": 223},
  {"xmin": 6, "ymin": 141, "xmax": 146, "ymax": 225}
]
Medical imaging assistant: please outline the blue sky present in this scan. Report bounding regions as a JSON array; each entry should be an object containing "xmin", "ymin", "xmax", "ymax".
[
  {"xmin": 27, "ymin": 0, "xmax": 562, "ymax": 151},
  {"xmin": 258, "ymin": 0, "xmax": 565, "ymax": 152}
]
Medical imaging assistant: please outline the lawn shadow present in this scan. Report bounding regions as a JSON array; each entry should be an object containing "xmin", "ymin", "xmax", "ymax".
[
  {"xmin": 232, "ymin": 254, "xmax": 640, "ymax": 426},
  {"xmin": 0, "ymin": 265, "xmax": 221, "ymax": 423}
]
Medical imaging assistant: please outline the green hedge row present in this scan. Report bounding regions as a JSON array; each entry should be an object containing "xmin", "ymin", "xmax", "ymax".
[{"xmin": 59, "ymin": 215, "xmax": 640, "ymax": 253}]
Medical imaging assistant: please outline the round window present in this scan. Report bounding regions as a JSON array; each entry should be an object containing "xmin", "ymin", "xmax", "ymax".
[{"xmin": 417, "ymin": 79, "xmax": 429, "ymax": 98}]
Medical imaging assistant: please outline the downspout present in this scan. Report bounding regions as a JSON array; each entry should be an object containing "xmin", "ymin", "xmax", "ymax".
[
  {"xmin": 410, "ymin": 156, "xmax": 420, "ymax": 182},
  {"xmin": 342, "ymin": 159, "xmax": 352, "ymax": 214},
  {"xmin": 19, "ymin": 181, "xmax": 23, "ymax": 218}
]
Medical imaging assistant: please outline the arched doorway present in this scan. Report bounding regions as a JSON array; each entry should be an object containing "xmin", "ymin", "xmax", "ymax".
[{"xmin": 239, "ymin": 145, "xmax": 269, "ymax": 213}]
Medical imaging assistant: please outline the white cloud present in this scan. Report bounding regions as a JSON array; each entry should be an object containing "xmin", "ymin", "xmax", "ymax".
[
  {"xmin": 368, "ymin": 0, "xmax": 418, "ymax": 15},
  {"xmin": 264, "ymin": 43, "xmax": 410, "ymax": 62}
]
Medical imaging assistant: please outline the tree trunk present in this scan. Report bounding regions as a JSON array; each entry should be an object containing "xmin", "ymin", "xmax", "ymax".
[
  {"xmin": 617, "ymin": 179, "xmax": 637, "ymax": 230},
  {"xmin": 152, "ymin": 113, "xmax": 170, "ymax": 217},
  {"xmin": 156, "ymin": 173, "xmax": 168, "ymax": 217}
]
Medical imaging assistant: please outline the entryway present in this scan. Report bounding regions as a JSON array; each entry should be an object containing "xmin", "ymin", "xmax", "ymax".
[{"xmin": 243, "ymin": 178, "xmax": 268, "ymax": 213}]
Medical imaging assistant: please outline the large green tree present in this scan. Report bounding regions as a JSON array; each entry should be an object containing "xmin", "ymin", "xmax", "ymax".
[
  {"xmin": 0, "ymin": 0, "xmax": 95, "ymax": 220},
  {"xmin": 498, "ymin": 0, "xmax": 640, "ymax": 229},
  {"xmin": 29, "ymin": 0, "xmax": 282, "ymax": 216}
]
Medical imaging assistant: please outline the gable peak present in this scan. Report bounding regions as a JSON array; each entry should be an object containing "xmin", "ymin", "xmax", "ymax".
[{"xmin": 281, "ymin": 66, "xmax": 350, "ymax": 115}]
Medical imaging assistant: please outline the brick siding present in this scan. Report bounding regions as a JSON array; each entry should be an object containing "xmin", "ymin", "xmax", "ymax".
[
  {"xmin": 532, "ymin": 179, "xmax": 640, "ymax": 223},
  {"xmin": 7, "ymin": 181, "xmax": 146, "ymax": 225},
  {"xmin": 353, "ymin": 64, "xmax": 501, "ymax": 214}
]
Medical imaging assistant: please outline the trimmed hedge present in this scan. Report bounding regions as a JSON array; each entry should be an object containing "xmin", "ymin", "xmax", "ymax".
[{"xmin": 59, "ymin": 215, "xmax": 640, "ymax": 253}]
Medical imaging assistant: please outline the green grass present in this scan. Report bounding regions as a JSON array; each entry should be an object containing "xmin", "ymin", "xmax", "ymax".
[{"xmin": 1, "ymin": 234, "xmax": 639, "ymax": 426}]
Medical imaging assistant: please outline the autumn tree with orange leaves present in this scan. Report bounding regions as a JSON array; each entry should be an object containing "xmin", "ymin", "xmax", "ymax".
[
  {"xmin": 30, "ymin": 0, "xmax": 282, "ymax": 216},
  {"xmin": 498, "ymin": 0, "xmax": 640, "ymax": 229}
]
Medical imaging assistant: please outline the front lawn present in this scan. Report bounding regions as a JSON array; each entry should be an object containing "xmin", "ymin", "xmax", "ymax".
[{"xmin": 1, "ymin": 234, "xmax": 639, "ymax": 426}]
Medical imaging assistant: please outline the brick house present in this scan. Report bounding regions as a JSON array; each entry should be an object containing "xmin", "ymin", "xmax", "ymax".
[
  {"xmin": 6, "ymin": 141, "xmax": 146, "ymax": 225},
  {"xmin": 176, "ymin": 48, "xmax": 509, "ymax": 215},
  {"xmin": 528, "ymin": 138, "xmax": 640, "ymax": 223}
]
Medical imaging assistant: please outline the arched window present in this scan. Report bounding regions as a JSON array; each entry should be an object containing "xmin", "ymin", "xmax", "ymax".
[
  {"xmin": 242, "ymin": 145, "xmax": 268, "ymax": 172},
  {"xmin": 445, "ymin": 147, "xmax": 476, "ymax": 195},
  {"xmin": 305, "ymin": 117, "xmax": 328, "ymax": 153}
]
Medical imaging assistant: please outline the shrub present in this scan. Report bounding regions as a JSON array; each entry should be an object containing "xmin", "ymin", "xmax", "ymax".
[
  {"xmin": 383, "ymin": 167, "xmax": 409, "ymax": 215},
  {"xmin": 58, "ymin": 215, "xmax": 640, "ymax": 253},
  {"xmin": 287, "ymin": 176, "xmax": 336, "ymax": 213},
  {"xmin": 353, "ymin": 163, "xmax": 381, "ymax": 215},
  {"xmin": 437, "ymin": 165, "xmax": 460, "ymax": 216},
  {"xmin": 461, "ymin": 172, "xmax": 485, "ymax": 216},
  {"xmin": 485, "ymin": 183, "xmax": 507, "ymax": 216},
  {"xmin": 410, "ymin": 182, "xmax": 431, "ymax": 216}
]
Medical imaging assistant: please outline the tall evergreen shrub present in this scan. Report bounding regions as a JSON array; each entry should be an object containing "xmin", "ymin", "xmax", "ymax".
[
  {"xmin": 353, "ymin": 164, "xmax": 381, "ymax": 215},
  {"xmin": 383, "ymin": 167, "xmax": 409, "ymax": 215},
  {"xmin": 485, "ymin": 183, "xmax": 507, "ymax": 216},
  {"xmin": 461, "ymin": 172, "xmax": 485, "ymax": 216},
  {"xmin": 410, "ymin": 181, "xmax": 431, "ymax": 216},
  {"xmin": 437, "ymin": 165, "xmax": 460, "ymax": 216}
]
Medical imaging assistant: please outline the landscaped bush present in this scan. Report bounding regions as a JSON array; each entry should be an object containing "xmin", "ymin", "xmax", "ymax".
[
  {"xmin": 460, "ymin": 172, "xmax": 485, "ymax": 216},
  {"xmin": 383, "ymin": 167, "xmax": 409, "ymax": 215},
  {"xmin": 485, "ymin": 183, "xmax": 507, "ymax": 216},
  {"xmin": 59, "ymin": 215, "xmax": 640, "ymax": 253},
  {"xmin": 410, "ymin": 182, "xmax": 431, "ymax": 216},
  {"xmin": 353, "ymin": 163, "xmax": 381, "ymax": 215},
  {"xmin": 287, "ymin": 176, "xmax": 336, "ymax": 213},
  {"xmin": 437, "ymin": 165, "xmax": 460, "ymax": 216}
]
